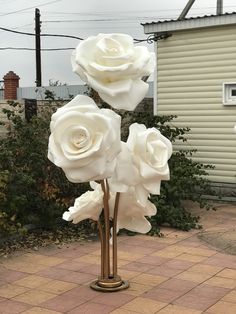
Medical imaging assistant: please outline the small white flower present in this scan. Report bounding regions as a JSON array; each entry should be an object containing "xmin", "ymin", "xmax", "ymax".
[
  {"xmin": 63, "ymin": 186, "xmax": 103, "ymax": 224},
  {"xmin": 72, "ymin": 33, "xmax": 155, "ymax": 111},
  {"xmin": 48, "ymin": 95, "xmax": 121, "ymax": 182},
  {"xmin": 109, "ymin": 123, "xmax": 172, "ymax": 205}
]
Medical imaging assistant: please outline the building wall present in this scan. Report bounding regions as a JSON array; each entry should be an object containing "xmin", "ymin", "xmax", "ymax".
[
  {"xmin": 156, "ymin": 24, "xmax": 236, "ymax": 184},
  {"xmin": 17, "ymin": 82, "xmax": 154, "ymax": 101},
  {"xmin": 0, "ymin": 89, "xmax": 4, "ymax": 101},
  {"xmin": 0, "ymin": 97, "xmax": 153, "ymax": 138},
  {"xmin": 17, "ymin": 85, "xmax": 87, "ymax": 100}
]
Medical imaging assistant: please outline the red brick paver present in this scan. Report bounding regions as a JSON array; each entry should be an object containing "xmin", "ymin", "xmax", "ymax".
[{"xmin": 0, "ymin": 203, "xmax": 235, "ymax": 313}]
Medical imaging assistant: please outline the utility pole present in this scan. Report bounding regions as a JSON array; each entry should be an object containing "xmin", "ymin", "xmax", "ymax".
[
  {"xmin": 35, "ymin": 8, "xmax": 42, "ymax": 87},
  {"xmin": 217, "ymin": 0, "xmax": 223, "ymax": 14}
]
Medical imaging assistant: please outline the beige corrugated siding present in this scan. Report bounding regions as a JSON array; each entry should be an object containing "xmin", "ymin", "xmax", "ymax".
[{"xmin": 157, "ymin": 25, "xmax": 236, "ymax": 184}]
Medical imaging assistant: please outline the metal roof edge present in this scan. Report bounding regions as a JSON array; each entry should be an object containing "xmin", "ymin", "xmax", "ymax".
[{"xmin": 143, "ymin": 12, "xmax": 236, "ymax": 34}]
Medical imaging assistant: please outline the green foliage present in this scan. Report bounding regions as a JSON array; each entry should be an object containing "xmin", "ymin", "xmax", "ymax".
[
  {"xmin": 0, "ymin": 211, "xmax": 25, "ymax": 237},
  {"xmin": 0, "ymin": 96, "xmax": 215, "ymax": 237},
  {"xmin": 0, "ymin": 101, "xmax": 88, "ymax": 233},
  {"xmin": 121, "ymin": 110, "xmax": 215, "ymax": 231}
]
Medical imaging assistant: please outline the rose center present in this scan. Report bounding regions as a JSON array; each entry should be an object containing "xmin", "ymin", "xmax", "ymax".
[
  {"xmin": 71, "ymin": 127, "xmax": 90, "ymax": 149},
  {"xmin": 107, "ymin": 47, "xmax": 119, "ymax": 54},
  {"xmin": 97, "ymin": 37, "xmax": 123, "ymax": 57},
  {"xmin": 147, "ymin": 140, "xmax": 167, "ymax": 167}
]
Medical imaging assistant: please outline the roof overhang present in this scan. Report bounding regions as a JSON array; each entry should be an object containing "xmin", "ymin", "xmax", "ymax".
[{"xmin": 143, "ymin": 13, "xmax": 236, "ymax": 34}]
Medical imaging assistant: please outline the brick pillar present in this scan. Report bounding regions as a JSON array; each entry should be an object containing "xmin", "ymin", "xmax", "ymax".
[{"xmin": 3, "ymin": 71, "xmax": 20, "ymax": 100}]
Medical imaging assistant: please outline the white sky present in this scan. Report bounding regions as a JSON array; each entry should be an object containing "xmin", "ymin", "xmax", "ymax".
[{"xmin": 1, "ymin": 0, "xmax": 236, "ymax": 86}]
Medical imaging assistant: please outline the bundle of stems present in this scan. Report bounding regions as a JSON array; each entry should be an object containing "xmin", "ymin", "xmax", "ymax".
[{"xmin": 98, "ymin": 179, "xmax": 120, "ymax": 280}]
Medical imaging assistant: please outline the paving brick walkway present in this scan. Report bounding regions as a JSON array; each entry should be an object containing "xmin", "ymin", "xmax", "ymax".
[{"xmin": 0, "ymin": 203, "xmax": 236, "ymax": 313}]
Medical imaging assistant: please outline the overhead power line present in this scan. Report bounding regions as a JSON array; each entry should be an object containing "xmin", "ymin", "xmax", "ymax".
[
  {"xmin": 0, "ymin": 0, "xmax": 63, "ymax": 17},
  {"xmin": 0, "ymin": 25, "xmax": 151, "ymax": 43},
  {"xmin": 0, "ymin": 47, "xmax": 74, "ymax": 51},
  {"xmin": 0, "ymin": 26, "xmax": 83, "ymax": 40},
  {"xmin": 42, "ymin": 17, "xmax": 170, "ymax": 23},
  {"xmin": 40, "ymin": 5, "xmax": 236, "ymax": 15}
]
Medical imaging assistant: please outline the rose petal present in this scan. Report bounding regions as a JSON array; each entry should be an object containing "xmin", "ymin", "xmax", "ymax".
[
  {"xmin": 99, "ymin": 79, "xmax": 149, "ymax": 110},
  {"xmin": 85, "ymin": 74, "xmax": 132, "ymax": 97},
  {"xmin": 119, "ymin": 215, "xmax": 152, "ymax": 234},
  {"xmin": 135, "ymin": 184, "xmax": 150, "ymax": 206},
  {"xmin": 109, "ymin": 142, "xmax": 139, "ymax": 191},
  {"xmin": 64, "ymin": 156, "xmax": 116, "ymax": 183}
]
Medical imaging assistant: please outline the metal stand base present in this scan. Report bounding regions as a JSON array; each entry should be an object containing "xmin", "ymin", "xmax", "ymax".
[{"xmin": 90, "ymin": 276, "xmax": 129, "ymax": 292}]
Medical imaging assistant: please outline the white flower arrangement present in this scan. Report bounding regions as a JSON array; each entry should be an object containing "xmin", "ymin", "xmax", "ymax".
[
  {"xmin": 48, "ymin": 33, "xmax": 172, "ymax": 235},
  {"xmin": 48, "ymin": 33, "xmax": 172, "ymax": 291}
]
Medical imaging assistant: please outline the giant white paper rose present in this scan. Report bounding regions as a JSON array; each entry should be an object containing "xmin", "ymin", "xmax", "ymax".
[
  {"xmin": 48, "ymin": 95, "xmax": 121, "ymax": 182},
  {"xmin": 109, "ymin": 123, "xmax": 172, "ymax": 205},
  {"xmin": 63, "ymin": 186, "xmax": 103, "ymax": 224},
  {"xmin": 71, "ymin": 33, "xmax": 155, "ymax": 111}
]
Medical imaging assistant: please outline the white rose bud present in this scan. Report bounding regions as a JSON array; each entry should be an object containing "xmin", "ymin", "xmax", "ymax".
[
  {"xmin": 71, "ymin": 33, "xmax": 155, "ymax": 111},
  {"xmin": 48, "ymin": 95, "xmax": 121, "ymax": 182}
]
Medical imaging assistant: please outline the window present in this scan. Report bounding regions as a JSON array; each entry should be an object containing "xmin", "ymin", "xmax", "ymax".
[
  {"xmin": 223, "ymin": 83, "xmax": 236, "ymax": 105},
  {"xmin": 231, "ymin": 89, "xmax": 236, "ymax": 96}
]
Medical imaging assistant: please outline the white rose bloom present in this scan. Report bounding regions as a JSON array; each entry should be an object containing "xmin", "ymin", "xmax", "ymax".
[
  {"xmin": 63, "ymin": 186, "xmax": 103, "ymax": 224},
  {"xmin": 71, "ymin": 33, "xmax": 155, "ymax": 111},
  {"xmin": 234, "ymin": 125, "xmax": 236, "ymax": 133},
  {"xmin": 109, "ymin": 188, "xmax": 157, "ymax": 234},
  {"xmin": 48, "ymin": 95, "xmax": 121, "ymax": 182},
  {"xmin": 109, "ymin": 123, "xmax": 172, "ymax": 205}
]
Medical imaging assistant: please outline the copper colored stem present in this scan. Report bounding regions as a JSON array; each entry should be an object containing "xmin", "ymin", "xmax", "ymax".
[
  {"xmin": 90, "ymin": 183, "xmax": 129, "ymax": 292},
  {"xmin": 112, "ymin": 192, "xmax": 120, "ymax": 277},
  {"xmin": 97, "ymin": 220, "xmax": 105, "ymax": 278},
  {"xmin": 101, "ymin": 180, "xmax": 110, "ymax": 278}
]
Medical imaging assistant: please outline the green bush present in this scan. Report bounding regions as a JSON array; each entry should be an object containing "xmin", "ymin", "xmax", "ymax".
[
  {"xmin": 0, "ymin": 99, "xmax": 214, "ymax": 236},
  {"xmin": 0, "ymin": 170, "xmax": 24, "ymax": 236},
  {"xmin": 0, "ymin": 101, "xmax": 88, "ymax": 232}
]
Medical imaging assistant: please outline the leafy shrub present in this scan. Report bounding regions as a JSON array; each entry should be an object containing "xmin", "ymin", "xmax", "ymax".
[
  {"xmin": 0, "ymin": 101, "xmax": 89, "ymax": 231},
  {"xmin": 0, "ymin": 170, "xmax": 24, "ymax": 236},
  {"xmin": 0, "ymin": 97, "xmax": 214, "ymax": 236}
]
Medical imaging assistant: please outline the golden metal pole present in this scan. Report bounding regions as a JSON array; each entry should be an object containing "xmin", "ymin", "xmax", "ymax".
[
  {"xmin": 97, "ymin": 220, "xmax": 105, "ymax": 278},
  {"xmin": 112, "ymin": 192, "xmax": 120, "ymax": 277},
  {"xmin": 100, "ymin": 180, "xmax": 110, "ymax": 278},
  {"xmin": 90, "ymin": 182, "xmax": 129, "ymax": 292}
]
